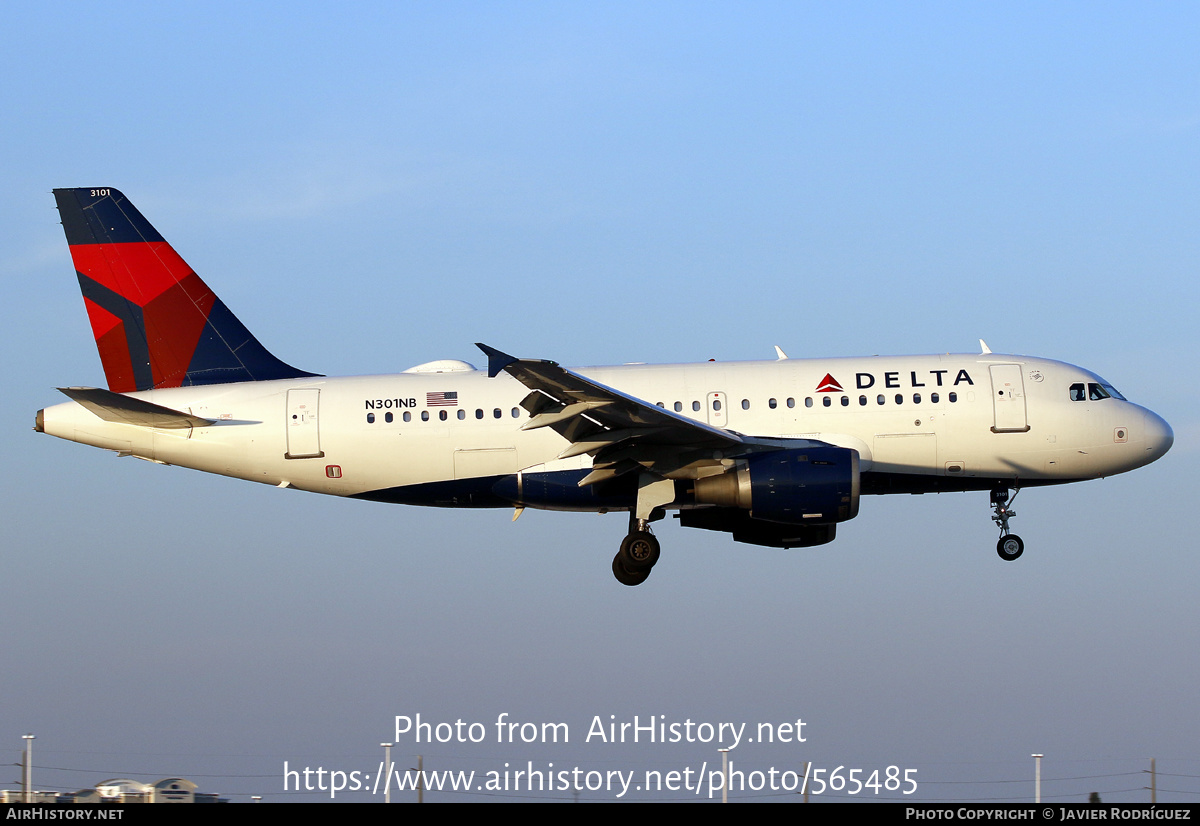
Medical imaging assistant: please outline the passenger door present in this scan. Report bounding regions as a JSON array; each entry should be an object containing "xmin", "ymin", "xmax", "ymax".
[
  {"xmin": 285, "ymin": 388, "xmax": 325, "ymax": 458},
  {"xmin": 989, "ymin": 364, "xmax": 1029, "ymax": 433}
]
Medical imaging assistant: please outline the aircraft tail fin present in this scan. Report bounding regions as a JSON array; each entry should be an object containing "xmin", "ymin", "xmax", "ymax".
[{"xmin": 52, "ymin": 187, "xmax": 319, "ymax": 392}]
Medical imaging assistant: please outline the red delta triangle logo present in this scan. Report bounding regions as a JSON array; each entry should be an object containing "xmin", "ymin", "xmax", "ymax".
[{"xmin": 815, "ymin": 373, "xmax": 843, "ymax": 393}]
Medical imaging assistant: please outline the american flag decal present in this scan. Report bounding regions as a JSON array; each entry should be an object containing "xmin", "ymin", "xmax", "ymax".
[{"xmin": 427, "ymin": 391, "xmax": 459, "ymax": 407}]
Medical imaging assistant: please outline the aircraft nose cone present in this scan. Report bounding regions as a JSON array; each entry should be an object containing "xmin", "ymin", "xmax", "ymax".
[{"xmin": 1143, "ymin": 410, "xmax": 1173, "ymax": 463}]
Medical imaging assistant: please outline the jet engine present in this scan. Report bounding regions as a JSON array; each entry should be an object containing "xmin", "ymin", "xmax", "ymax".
[{"xmin": 691, "ymin": 446, "xmax": 860, "ymax": 525}]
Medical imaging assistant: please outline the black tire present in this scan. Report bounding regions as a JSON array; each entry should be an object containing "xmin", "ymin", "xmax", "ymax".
[
  {"xmin": 612, "ymin": 554, "xmax": 650, "ymax": 586},
  {"xmin": 619, "ymin": 531, "xmax": 661, "ymax": 571},
  {"xmin": 996, "ymin": 534, "xmax": 1024, "ymax": 561}
]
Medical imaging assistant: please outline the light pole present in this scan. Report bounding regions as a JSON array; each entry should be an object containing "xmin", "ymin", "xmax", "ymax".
[
  {"xmin": 408, "ymin": 755, "xmax": 423, "ymax": 803},
  {"xmin": 381, "ymin": 743, "xmax": 394, "ymax": 803},
  {"xmin": 1032, "ymin": 753, "xmax": 1043, "ymax": 803},
  {"xmin": 718, "ymin": 748, "xmax": 730, "ymax": 803},
  {"xmin": 21, "ymin": 735, "xmax": 34, "ymax": 804}
]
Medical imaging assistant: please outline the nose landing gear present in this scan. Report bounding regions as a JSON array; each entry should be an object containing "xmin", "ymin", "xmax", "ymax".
[{"xmin": 991, "ymin": 487, "xmax": 1024, "ymax": 561}]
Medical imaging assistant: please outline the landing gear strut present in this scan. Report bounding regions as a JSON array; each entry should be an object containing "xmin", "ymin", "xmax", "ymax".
[
  {"xmin": 991, "ymin": 487, "xmax": 1024, "ymax": 561},
  {"xmin": 612, "ymin": 512, "xmax": 663, "ymax": 586}
]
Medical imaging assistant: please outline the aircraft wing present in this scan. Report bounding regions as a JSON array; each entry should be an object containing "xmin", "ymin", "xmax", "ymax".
[{"xmin": 478, "ymin": 344, "xmax": 756, "ymax": 486}]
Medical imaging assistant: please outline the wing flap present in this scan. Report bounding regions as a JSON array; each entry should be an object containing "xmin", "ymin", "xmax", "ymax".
[
  {"xmin": 556, "ymin": 427, "xmax": 669, "ymax": 460},
  {"xmin": 521, "ymin": 400, "xmax": 614, "ymax": 431}
]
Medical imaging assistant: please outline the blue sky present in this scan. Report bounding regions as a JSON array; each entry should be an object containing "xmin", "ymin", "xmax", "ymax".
[{"xmin": 2, "ymin": 2, "xmax": 1197, "ymax": 802}]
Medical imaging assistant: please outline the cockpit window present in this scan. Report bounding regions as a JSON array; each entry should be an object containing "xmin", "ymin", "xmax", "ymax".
[{"xmin": 1071, "ymin": 381, "xmax": 1126, "ymax": 402}]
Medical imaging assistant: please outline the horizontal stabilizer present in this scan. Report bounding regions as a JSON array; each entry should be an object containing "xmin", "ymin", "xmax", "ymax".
[{"xmin": 58, "ymin": 387, "xmax": 215, "ymax": 429}]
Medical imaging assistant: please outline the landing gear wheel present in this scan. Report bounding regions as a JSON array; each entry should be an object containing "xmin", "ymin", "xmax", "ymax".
[
  {"xmin": 996, "ymin": 534, "xmax": 1024, "ymax": 561},
  {"xmin": 618, "ymin": 531, "xmax": 660, "ymax": 571},
  {"xmin": 612, "ymin": 529, "xmax": 660, "ymax": 586},
  {"xmin": 612, "ymin": 554, "xmax": 650, "ymax": 586}
]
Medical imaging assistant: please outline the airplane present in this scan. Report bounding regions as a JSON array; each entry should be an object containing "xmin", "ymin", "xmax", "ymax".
[{"xmin": 36, "ymin": 187, "xmax": 1174, "ymax": 585}]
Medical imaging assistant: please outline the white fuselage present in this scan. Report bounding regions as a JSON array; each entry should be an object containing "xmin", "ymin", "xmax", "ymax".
[{"xmin": 39, "ymin": 352, "xmax": 1172, "ymax": 508}]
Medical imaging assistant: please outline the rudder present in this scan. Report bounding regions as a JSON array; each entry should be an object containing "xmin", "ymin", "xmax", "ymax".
[{"xmin": 53, "ymin": 187, "xmax": 318, "ymax": 392}]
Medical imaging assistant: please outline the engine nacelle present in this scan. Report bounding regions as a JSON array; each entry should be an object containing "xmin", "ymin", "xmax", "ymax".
[
  {"xmin": 692, "ymin": 446, "xmax": 859, "ymax": 525},
  {"xmin": 676, "ymin": 508, "xmax": 839, "ymax": 548}
]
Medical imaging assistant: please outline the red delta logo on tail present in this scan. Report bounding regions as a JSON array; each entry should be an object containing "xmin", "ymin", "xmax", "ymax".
[
  {"xmin": 815, "ymin": 373, "xmax": 843, "ymax": 393},
  {"xmin": 53, "ymin": 188, "xmax": 317, "ymax": 393}
]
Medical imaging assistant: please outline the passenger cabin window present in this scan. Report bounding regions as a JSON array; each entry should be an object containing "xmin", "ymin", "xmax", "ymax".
[
  {"xmin": 439, "ymin": 410, "xmax": 448, "ymax": 421},
  {"xmin": 787, "ymin": 398, "xmax": 795, "ymax": 408},
  {"xmin": 712, "ymin": 399, "xmax": 722, "ymax": 411},
  {"xmin": 367, "ymin": 413, "xmax": 375, "ymax": 424},
  {"xmin": 805, "ymin": 397, "xmax": 813, "ymax": 408},
  {"xmin": 948, "ymin": 392, "xmax": 958, "ymax": 403},
  {"xmin": 822, "ymin": 396, "xmax": 831, "ymax": 407},
  {"xmin": 741, "ymin": 399, "xmax": 750, "ymax": 410},
  {"xmin": 692, "ymin": 401, "xmax": 701, "ymax": 412},
  {"xmin": 385, "ymin": 412, "xmax": 393, "ymax": 423},
  {"xmin": 422, "ymin": 411, "xmax": 430, "ymax": 421},
  {"xmin": 769, "ymin": 398, "xmax": 777, "ymax": 409},
  {"xmin": 674, "ymin": 401, "xmax": 683, "ymax": 412},
  {"xmin": 404, "ymin": 411, "xmax": 411, "ymax": 422},
  {"xmin": 859, "ymin": 395, "xmax": 867, "ymax": 406},
  {"xmin": 930, "ymin": 393, "xmax": 939, "ymax": 404},
  {"xmin": 841, "ymin": 396, "xmax": 849, "ymax": 407},
  {"xmin": 476, "ymin": 409, "xmax": 484, "ymax": 419},
  {"xmin": 457, "ymin": 409, "xmax": 466, "ymax": 420},
  {"xmin": 494, "ymin": 408, "xmax": 502, "ymax": 419}
]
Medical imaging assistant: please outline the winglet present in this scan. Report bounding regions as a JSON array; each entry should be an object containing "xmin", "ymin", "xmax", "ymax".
[
  {"xmin": 979, "ymin": 339, "xmax": 992, "ymax": 355},
  {"xmin": 476, "ymin": 343, "xmax": 519, "ymax": 378}
]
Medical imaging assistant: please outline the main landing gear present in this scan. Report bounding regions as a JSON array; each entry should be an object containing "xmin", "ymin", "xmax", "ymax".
[
  {"xmin": 991, "ymin": 487, "xmax": 1024, "ymax": 561},
  {"xmin": 612, "ymin": 475, "xmax": 673, "ymax": 586},
  {"xmin": 612, "ymin": 513, "xmax": 663, "ymax": 586}
]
